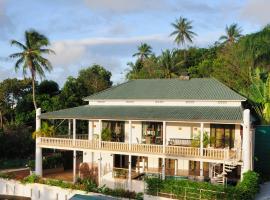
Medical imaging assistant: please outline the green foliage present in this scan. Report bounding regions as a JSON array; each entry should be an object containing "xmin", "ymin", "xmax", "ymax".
[
  {"xmin": 9, "ymin": 29, "xmax": 55, "ymax": 110},
  {"xmin": 170, "ymin": 16, "xmax": 197, "ymax": 46},
  {"xmin": 101, "ymin": 128, "xmax": 112, "ymax": 141},
  {"xmin": 0, "ymin": 172, "xmax": 15, "ymax": 180},
  {"xmin": 32, "ymin": 122, "xmax": 55, "ymax": 139},
  {"xmin": 247, "ymin": 68, "xmax": 270, "ymax": 124},
  {"xmin": 21, "ymin": 174, "xmax": 41, "ymax": 184},
  {"xmin": 191, "ymin": 131, "xmax": 212, "ymax": 148},
  {"xmin": 0, "ymin": 124, "xmax": 34, "ymax": 159},
  {"xmin": 0, "ymin": 159, "xmax": 29, "ymax": 169},
  {"xmin": 236, "ymin": 171, "xmax": 260, "ymax": 200},
  {"xmin": 145, "ymin": 171, "xmax": 260, "ymax": 199},
  {"xmin": 21, "ymin": 175, "xmax": 140, "ymax": 199}
]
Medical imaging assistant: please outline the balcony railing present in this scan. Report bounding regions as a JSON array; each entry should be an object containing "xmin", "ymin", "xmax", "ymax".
[{"xmin": 38, "ymin": 137, "xmax": 240, "ymax": 161}]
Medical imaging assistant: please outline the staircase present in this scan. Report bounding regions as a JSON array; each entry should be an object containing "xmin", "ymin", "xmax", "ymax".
[{"xmin": 211, "ymin": 162, "xmax": 237, "ymax": 185}]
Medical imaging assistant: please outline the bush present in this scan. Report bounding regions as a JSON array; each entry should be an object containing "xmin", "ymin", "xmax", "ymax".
[
  {"xmin": 0, "ymin": 172, "xmax": 15, "ymax": 180},
  {"xmin": 21, "ymin": 174, "xmax": 41, "ymax": 184},
  {"xmin": 236, "ymin": 171, "xmax": 260, "ymax": 200},
  {"xmin": 20, "ymin": 175, "xmax": 140, "ymax": 199},
  {"xmin": 145, "ymin": 171, "xmax": 260, "ymax": 200}
]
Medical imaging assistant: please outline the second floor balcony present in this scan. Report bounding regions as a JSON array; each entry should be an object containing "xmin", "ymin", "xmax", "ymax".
[{"xmin": 37, "ymin": 136, "xmax": 241, "ymax": 163}]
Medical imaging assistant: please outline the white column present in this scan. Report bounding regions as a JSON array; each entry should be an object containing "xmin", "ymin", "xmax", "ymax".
[
  {"xmin": 36, "ymin": 108, "xmax": 41, "ymax": 131},
  {"xmin": 35, "ymin": 108, "xmax": 42, "ymax": 176},
  {"xmin": 68, "ymin": 119, "xmax": 71, "ymax": 136},
  {"xmin": 129, "ymin": 120, "xmax": 132, "ymax": 150},
  {"xmin": 200, "ymin": 123, "xmax": 204, "ymax": 177},
  {"xmin": 163, "ymin": 121, "xmax": 166, "ymax": 153},
  {"xmin": 242, "ymin": 109, "xmax": 251, "ymax": 174},
  {"xmin": 73, "ymin": 150, "xmax": 76, "ymax": 183},
  {"xmin": 128, "ymin": 155, "xmax": 132, "ymax": 190},
  {"xmin": 98, "ymin": 153, "xmax": 102, "ymax": 186},
  {"xmin": 142, "ymin": 157, "xmax": 145, "ymax": 172},
  {"xmin": 88, "ymin": 120, "xmax": 94, "ymax": 165},
  {"xmin": 98, "ymin": 120, "xmax": 102, "ymax": 148},
  {"xmin": 162, "ymin": 157, "xmax": 165, "ymax": 180},
  {"xmin": 174, "ymin": 159, "xmax": 178, "ymax": 176},
  {"xmin": 73, "ymin": 119, "xmax": 76, "ymax": 140},
  {"xmin": 88, "ymin": 120, "xmax": 93, "ymax": 140}
]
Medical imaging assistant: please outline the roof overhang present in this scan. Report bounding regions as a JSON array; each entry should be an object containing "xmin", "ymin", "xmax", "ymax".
[{"xmin": 40, "ymin": 105, "xmax": 243, "ymax": 123}]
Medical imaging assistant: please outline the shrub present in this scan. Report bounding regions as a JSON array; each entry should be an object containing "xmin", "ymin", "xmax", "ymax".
[
  {"xmin": 77, "ymin": 178, "xmax": 97, "ymax": 192},
  {"xmin": 0, "ymin": 172, "xmax": 15, "ymax": 180},
  {"xmin": 21, "ymin": 174, "xmax": 41, "ymax": 184},
  {"xmin": 236, "ymin": 171, "xmax": 260, "ymax": 200},
  {"xmin": 145, "ymin": 171, "xmax": 260, "ymax": 200}
]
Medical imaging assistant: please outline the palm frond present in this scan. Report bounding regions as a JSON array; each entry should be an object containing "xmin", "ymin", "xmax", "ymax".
[{"xmin": 10, "ymin": 40, "xmax": 27, "ymax": 50}]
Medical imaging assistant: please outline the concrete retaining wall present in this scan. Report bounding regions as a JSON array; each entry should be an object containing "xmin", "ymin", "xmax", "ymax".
[{"xmin": 0, "ymin": 178, "xmax": 109, "ymax": 200}]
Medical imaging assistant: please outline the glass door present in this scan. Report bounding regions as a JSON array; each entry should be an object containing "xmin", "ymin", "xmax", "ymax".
[{"xmin": 210, "ymin": 124, "xmax": 235, "ymax": 148}]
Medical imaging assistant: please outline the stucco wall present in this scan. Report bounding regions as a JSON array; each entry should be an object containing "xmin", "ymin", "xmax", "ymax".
[{"xmin": 0, "ymin": 178, "xmax": 106, "ymax": 200}]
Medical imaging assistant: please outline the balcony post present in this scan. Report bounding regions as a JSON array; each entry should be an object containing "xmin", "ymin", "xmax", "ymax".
[
  {"xmin": 98, "ymin": 153, "xmax": 102, "ymax": 186},
  {"xmin": 242, "ymin": 109, "xmax": 251, "ymax": 175},
  {"xmin": 98, "ymin": 120, "xmax": 102, "ymax": 148},
  {"xmin": 161, "ymin": 157, "xmax": 165, "ymax": 180},
  {"xmin": 35, "ymin": 108, "xmax": 42, "ymax": 176},
  {"xmin": 88, "ymin": 120, "xmax": 93, "ymax": 140},
  {"xmin": 68, "ymin": 119, "xmax": 71, "ymax": 136},
  {"xmin": 163, "ymin": 121, "xmax": 166, "ymax": 153},
  {"xmin": 142, "ymin": 157, "xmax": 145, "ymax": 172},
  {"xmin": 128, "ymin": 155, "xmax": 132, "ymax": 190},
  {"xmin": 174, "ymin": 159, "xmax": 178, "ymax": 176},
  {"xmin": 129, "ymin": 120, "xmax": 132, "ymax": 150},
  {"xmin": 200, "ymin": 122, "xmax": 204, "ymax": 177},
  {"xmin": 73, "ymin": 119, "xmax": 76, "ymax": 146},
  {"xmin": 73, "ymin": 150, "xmax": 76, "ymax": 183}
]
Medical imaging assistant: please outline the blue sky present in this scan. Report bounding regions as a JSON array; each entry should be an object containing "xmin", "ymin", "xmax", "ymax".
[{"xmin": 0, "ymin": 0, "xmax": 269, "ymax": 86}]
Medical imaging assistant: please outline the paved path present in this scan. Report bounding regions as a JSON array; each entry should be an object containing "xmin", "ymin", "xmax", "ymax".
[{"xmin": 256, "ymin": 182, "xmax": 270, "ymax": 200}]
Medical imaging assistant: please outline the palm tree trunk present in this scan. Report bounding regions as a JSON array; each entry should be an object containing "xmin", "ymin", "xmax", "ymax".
[{"xmin": 31, "ymin": 72, "xmax": 37, "ymax": 111}]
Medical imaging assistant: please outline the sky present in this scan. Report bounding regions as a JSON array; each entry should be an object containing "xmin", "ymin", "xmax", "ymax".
[{"xmin": 0, "ymin": 0, "xmax": 269, "ymax": 86}]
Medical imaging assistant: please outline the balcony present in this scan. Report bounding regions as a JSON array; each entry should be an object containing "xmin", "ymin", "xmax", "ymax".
[{"xmin": 37, "ymin": 137, "xmax": 240, "ymax": 162}]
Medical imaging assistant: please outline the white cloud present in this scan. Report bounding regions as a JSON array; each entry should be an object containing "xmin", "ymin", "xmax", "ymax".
[
  {"xmin": 83, "ymin": 0, "xmax": 168, "ymax": 14},
  {"xmin": 240, "ymin": 0, "xmax": 270, "ymax": 25},
  {"xmin": 48, "ymin": 42, "xmax": 87, "ymax": 67},
  {"xmin": 46, "ymin": 34, "xmax": 174, "ymax": 85},
  {"xmin": 0, "ymin": 0, "xmax": 14, "ymax": 39}
]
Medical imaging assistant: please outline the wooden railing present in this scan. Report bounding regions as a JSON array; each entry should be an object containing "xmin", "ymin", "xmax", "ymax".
[{"xmin": 38, "ymin": 137, "xmax": 239, "ymax": 161}]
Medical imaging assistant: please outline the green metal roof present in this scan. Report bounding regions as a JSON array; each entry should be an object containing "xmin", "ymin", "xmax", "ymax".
[
  {"xmin": 83, "ymin": 78, "xmax": 246, "ymax": 101},
  {"xmin": 41, "ymin": 105, "xmax": 243, "ymax": 123}
]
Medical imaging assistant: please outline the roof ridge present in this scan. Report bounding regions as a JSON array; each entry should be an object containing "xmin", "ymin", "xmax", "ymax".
[{"xmin": 82, "ymin": 80, "xmax": 134, "ymax": 101}]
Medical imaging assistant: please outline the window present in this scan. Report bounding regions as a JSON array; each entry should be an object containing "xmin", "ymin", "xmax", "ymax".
[{"xmin": 210, "ymin": 124, "xmax": 235, "ymax": 148}]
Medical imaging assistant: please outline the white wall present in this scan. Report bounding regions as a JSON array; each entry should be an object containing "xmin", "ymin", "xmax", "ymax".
[{"xmin": 0, "ymin": 178, "xmax": 107, "ymax": 200}]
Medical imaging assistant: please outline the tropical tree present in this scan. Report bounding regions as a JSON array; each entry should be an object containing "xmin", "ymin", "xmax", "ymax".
[
  {"xmin": 170, "ymin": 16, "xmax": 197, "ymax": 48},
  {"xmin": 247, "ymin": 68, "xmax": 270, "ymax": 124},
  {"xmin": 132, "ymin": 43, "xmax": 152, "ymax": 61},
  {"xmin": 9, "ymin": 29, "xmax": 55, "ymax": 110},
  {"xmin": 219, "ymin": 23, "xmax": 242, "ymax": 45},
  {"xmin": 158, "ymin": 49, "xmax": 180, "ymax": 78}
]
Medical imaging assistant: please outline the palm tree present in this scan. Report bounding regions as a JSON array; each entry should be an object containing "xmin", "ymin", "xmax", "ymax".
[
  {"xmin": 170, "ymin": 16, "xmax": 197, "ymax": 48},
  {"xmin": 159, "ymin": 49, "xmax": 180, "ymax": 78},
  {"xmin": 132, "ymin": 43, "xmax": 152, "ymax": 61},
  {"xmin": 9, "ymin": 30, "xmax": 55, "ymax": 110},
  {"xmin": 219, "ymin": 23, "xmax": 242, "ymax": 44}
]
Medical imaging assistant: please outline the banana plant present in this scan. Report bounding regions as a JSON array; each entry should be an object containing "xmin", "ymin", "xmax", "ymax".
[{"xmin": 248, "ymin": 68, "xmax": 270, "ymax": 124}]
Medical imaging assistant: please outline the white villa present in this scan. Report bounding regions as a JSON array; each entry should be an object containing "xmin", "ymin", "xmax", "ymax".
[{"xmin": 35, "ymin": 78, "xmax": 254, "ymax": 192}]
